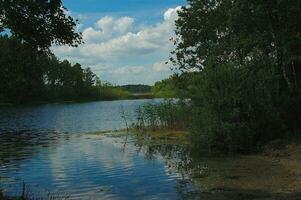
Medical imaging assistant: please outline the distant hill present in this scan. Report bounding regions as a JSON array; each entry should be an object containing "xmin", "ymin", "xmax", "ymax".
[{"xmin": 119, "ymin": 84, "xmax": 152, "ymax": 94}]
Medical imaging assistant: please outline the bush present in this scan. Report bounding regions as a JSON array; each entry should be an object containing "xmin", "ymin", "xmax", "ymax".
[{"xmin": 189, "ymin": 63, "xmax": 300, "ymax": 153}]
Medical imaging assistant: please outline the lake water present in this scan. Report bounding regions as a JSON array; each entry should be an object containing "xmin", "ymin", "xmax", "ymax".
[
  {"xmin": 0, "ymin": 99, "xmax": 195, "ymax": 199},
  {"xmin": 1, "ymin": 99, "xmax": 299, "ymax": 200}
]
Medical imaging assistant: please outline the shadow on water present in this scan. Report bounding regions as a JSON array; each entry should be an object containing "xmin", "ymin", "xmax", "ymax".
[
  {"xmin": 0, "ymin": 130, "xmax": 69, "ymax": 168},
  {"xmin": 0, "ymin": 129, "xmax": 73, "ymax": 199}
]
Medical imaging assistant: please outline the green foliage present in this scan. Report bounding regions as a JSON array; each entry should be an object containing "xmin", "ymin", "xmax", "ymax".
[
  {"xmin": 170, "ymin": 0, "xmax": 301, "ymax": 153},
  {"xmin": 98, "ymin": 85, "xmax": 131, "ymax": 100},
  {"xmin": 0, "ymin": 0, "xmax": 82, "ymax": 52},
  {"xmin": 0, "ymin": 35, "xmax": 44, "ymax": 102},
  {"xmin": 152, "ymin": 78, "xmax": 178, "ymax": 98},
  {"xmin": 0, "ymin": 36, "xmax": 130, "ymax": 103},
  {"xmin": 172, "ymin": 0, "xmax": 301, "ymax": 84},
  {"xmin": 0, "ymin": 0, "xmax": 86, "ymax": 103},
  {"xmin": 152, "ymin": 73, "xmax": 203, "ymax": 98},
  {"xmin": 188, "ymin": 63, "xmax": 286, "ymax": 153},
  {"xmin": 135, "ymin": 99, "xmax": 191, "ymax": 131}
]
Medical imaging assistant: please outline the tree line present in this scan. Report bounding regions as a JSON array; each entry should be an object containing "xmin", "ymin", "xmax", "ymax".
[{"xmin": 0, "ymin": 36, "xmax": 130, "ymax": 104}]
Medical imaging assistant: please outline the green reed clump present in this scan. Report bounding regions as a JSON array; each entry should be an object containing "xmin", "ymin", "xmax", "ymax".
[{"xmin": 135, "ymin": 99, "xmax": 191, "ymax": 131}]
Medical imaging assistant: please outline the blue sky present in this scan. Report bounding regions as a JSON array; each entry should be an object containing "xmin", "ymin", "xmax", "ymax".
[{"xmin": 53, "ymin": 0, "xmax": 187, "ymax": 85}]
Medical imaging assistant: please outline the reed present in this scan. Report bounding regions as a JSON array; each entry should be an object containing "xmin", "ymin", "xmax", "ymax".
[{"xmin": 135, "ymin": 99, "xmax": 191, "ymax": 131}]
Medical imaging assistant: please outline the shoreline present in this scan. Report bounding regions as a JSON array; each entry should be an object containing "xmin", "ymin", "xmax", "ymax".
[{"xmin": 0, "ymin": 95, "xmax": 156, "ymax": 107}]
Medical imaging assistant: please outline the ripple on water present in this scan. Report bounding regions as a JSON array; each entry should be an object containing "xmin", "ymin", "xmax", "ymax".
[
  {"xmin": 0, "ymin": 132, "xmax": 189, "ymax": 199},
  {"xmin": 0, "ymin": 100, "xmax": 194, "ymax": 199}
]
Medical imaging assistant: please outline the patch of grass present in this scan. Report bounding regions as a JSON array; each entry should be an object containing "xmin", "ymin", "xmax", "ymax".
[
  {"xmin": 132, "ymin": 129, "xmax": 189, "ymax": 146},
  {"xmin": 86, "ymin": 129, "xmax": 188, "ymax": 142}
]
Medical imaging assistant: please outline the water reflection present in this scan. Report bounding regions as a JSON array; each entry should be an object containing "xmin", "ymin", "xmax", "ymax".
[
  {"xmin": 1, "ymin": 128, "xmax": 301, "ymax": 199},
  {"xmin": 1, "ymin": 100, "xmax": 300, "ymax": 199},
  {"xmin": 0, "ymin": 129, "xmax": 67, "ymax": 167},
  {"xmin": 0, "ymin": 129, "xmax": 195, "ymax": 199}
]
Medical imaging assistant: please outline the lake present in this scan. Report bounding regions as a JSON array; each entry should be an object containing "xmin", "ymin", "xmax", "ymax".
[
  {"xmin": 0, "ymin": 99, "xmax": 300, "ymax": 200},
  {"xmin": 0, "ymin": 99, "xmax": 196, "ymax": 200}
]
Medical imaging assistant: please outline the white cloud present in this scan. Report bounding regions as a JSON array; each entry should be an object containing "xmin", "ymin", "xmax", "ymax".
[
  {"xmin": 82, "ymin": 27, "xmax": 105, "ymax": 43},
  {"xmin": 82, "ymin": 16, "xmax": 134, "ymax": 44},
  {"xmin": 95, "ymin": 16, "xmax": 114, "ymax": 30},
  {"xmin": 164, "ymin": 6, "xmax": 181, "ymax": 21},
  {"xmin": 109, "ymin": 66, "xmax": 145, "ymax": 75},
  {"xmin": 52, "ymin": 6, "xmax": 182, "ymax": 85},
  {"xmin": 95, "ymin": 16, "xmax": 134, "ymax": 34}
]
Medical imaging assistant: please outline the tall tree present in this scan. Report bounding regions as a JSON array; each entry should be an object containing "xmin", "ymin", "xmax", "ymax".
[
  {"xmin": 0, "ymin": 0, "xmax": 82, "ymax": 102},
  {"xmin": 171, "ymin": 0, "xmax": 301, "ymax": 91},
  {"xmin": 0, "ymin": 0, "xmax": 82, "ymax": 52}
]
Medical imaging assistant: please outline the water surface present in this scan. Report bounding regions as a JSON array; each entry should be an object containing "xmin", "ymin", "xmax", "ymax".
[
  {"xmin": 0, "ymin": 99, "xmax": 162, "ymax": 133},
  {"xmin": 1, "ymin": 100, "xmax": 300, "ymax": 200},
  {"xmin": 0, "ymin": 99, "xmax": 194, "ymax": 199}
]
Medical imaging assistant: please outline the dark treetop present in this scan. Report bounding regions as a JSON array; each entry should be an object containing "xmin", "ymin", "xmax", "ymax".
[{"xmin": 0, "ymin": 0, "xmax": 82, "ymax": 52}]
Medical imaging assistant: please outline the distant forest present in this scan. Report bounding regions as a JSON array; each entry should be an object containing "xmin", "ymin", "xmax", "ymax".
[
  {"xmin": 0, "ymin": 36, "xmax": 132, "ymax": 104},
  {"xmin": 0, "ymin": 35, "xmax": 166, "ymax": 104},
  {"xmin": 119, "ymin": 85, "xmax": 152, "ymax": 94}
]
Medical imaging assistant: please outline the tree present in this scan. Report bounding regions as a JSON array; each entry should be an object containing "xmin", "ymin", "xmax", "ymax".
[
  {"xmin": 170, "ymin": 0, "xmax": 301, "ymax": 152},
  {"xmin": 171, "ymin": 0, "xmax": 301, "ymax": 91},
  {"xmin": 83, "ymin": 68, "xmax": 96, "ymax": 88},
  {"xmin": 0, "ymin": 0, "xmax": 82, "ymax": 102},
  {"xmin": 0, "ymin": 0, "xmax": 82, "ymax": 52}
]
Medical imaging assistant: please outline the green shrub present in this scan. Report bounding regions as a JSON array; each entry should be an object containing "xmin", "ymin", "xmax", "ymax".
[{"xmin": 189, "ymin": 62, "xmax": 301, "ymax": 153}]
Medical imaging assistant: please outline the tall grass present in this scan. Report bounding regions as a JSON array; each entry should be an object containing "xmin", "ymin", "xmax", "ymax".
[{"xmin": 135, "ymin": 99, "xmax": 191, "ymax": 131}]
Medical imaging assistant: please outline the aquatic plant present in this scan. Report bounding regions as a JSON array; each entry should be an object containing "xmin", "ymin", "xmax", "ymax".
[{"xmin": 135, "ymin": 99, "xmax": 191, "ymax": 131}]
